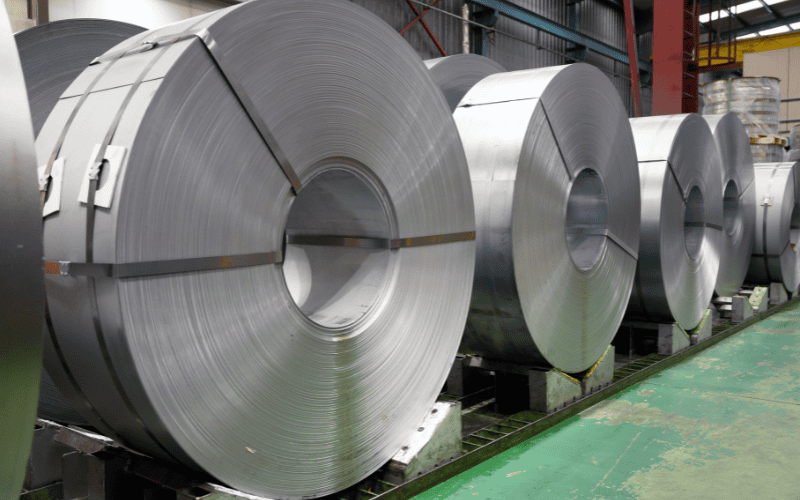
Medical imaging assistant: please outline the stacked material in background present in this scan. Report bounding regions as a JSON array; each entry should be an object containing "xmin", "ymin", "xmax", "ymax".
[{"xmin": 703, "ymin": 77, "xmax": 786, "ymax": 164}]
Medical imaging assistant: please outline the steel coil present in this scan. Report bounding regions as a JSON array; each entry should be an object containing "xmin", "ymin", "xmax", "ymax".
[
  {"xmin": 627, "ymin": 114, "xmax": 723, "ymax": 329},
  {"xmin": 17, "ymin": 18, "xmax": 144, "ymax": 427},
  {"xmin": 454, "ymin": 64, "xmax": 640, "ymax": 373},
  {"xmin": 0, "ymin": 5, "xmax": 45, "ymax": 500},
  {"xmin": 15, "ymin": 19, "xmax": 145, "ymax": 137},
  {"xmin": 703, "ymin": 114, "xmax": 756, "ymax": 297},
  {"xmin": 746, "ymin": 163, "xmax": 799, "ymax": 292},
  {"xmin": 424, "ymin": 54, "xmax": 506, "ymax": 112},
  {"xmin": 37, "ymin": 1, "xmax": 474, "ymax": 498}
]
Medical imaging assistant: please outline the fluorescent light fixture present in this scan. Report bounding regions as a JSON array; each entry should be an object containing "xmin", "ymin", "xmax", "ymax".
[
  {"xmin": 700, "ymin": 0, "xmax": 791, "ymax": 29},
  {"xmin": 737, "ymin": 33, "xmax": 758, "ymax": 39},
  {"xmin": 759, "ymin": 25, "xmax": 791, "ymax": 36},
  {"xmin": 731, "ymin": 1, "xmax": 762, "ymax": 14},
  {"xmin": 700, "ymin": 10, "xmax": 728, "ymax": 23},
  {"xmin": 791, "ymin": 22, "xmax": 800, "ymax": 30}
]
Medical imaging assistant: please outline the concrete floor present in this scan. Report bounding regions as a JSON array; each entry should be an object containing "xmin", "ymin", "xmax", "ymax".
[{"xmin": 414, "ymin": 303, "xmax": 800, "ymax": 500}]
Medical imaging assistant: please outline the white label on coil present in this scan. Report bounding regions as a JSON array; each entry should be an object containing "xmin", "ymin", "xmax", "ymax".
[
  {"xmin": 39, "ymin": 158, "xmax": 65, "ymax": 217},
  {"xmin": 78, "ymin": 145, "xmax": 127, "ymax": 208}
]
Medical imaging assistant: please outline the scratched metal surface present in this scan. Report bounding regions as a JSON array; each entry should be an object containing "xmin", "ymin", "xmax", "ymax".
[{"xmin": 412, "ymin": 302, "xmax": 800, "ymax": 499}]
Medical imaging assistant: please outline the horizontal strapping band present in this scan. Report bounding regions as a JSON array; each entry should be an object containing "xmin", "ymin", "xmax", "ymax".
[
  {"xmin": 287, "ymin": 231, "xmax": 476, "ymax": 250},
  {"xmin": 45, "ymin": 252, "xmax": 282, "ymax": 278},
  {"xmin": 684, "ymin": 221, "xmax": 723, "ymax": 231},
  {"xmin": 565, "ymin": 227, "xmax": 638, "ymax": 261}
]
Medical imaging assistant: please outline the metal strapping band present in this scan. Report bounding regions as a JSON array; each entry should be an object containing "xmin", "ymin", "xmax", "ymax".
[
  {"xmin": 539, "ymin": 101, "xmax": 573, "ymax": 181},
  {"xmin": 763, "ymin": 166, "xmax": 780, "ymax": 282},
  {"xmin": 45, "ymin": 252, "xmax": 282, "ymax": 279},
  {"xmin": 605, "ymin": 230, "xmax": 639, "ymax": 261},
  {"xmin": 739, "ymin": 179, "xmax": 754, "ymax": 199},
  {"xmin": 683, "ymin": 221, "xmax": 723, "ymax": 231},
  {"xmin": 92, "ymin": 29, "xmax": 302, "ymax": 194},
  {"xmin": 39, "ymin": 19, "xmax": 200, "ymax": 452},
  {"xmin": 666, "ymin": 161, "xmax": 687, "ymax": 201},
  {"xmin": 639, "ymin": 159, "xmax": 687, "ymax": 201},
  {"xmin": 78, "ymin": 19, "xmax": 209, "ymax": 465},
  {"xmin": 39, "ymin": 44, "xmax": 130, "ymax": 208},
  {"xmin": 43, "ymin": 304, "xmax": 121, "ymax": 442},
  {"xmin": 287, "ymin": 231, "xmax": 475, "ymax": 250},
  {"xmin": 566, "ymin": 226, "xmax": 638, "ymax": 261}
]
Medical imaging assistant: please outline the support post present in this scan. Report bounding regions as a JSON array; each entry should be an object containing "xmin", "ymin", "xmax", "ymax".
[
  {"xmin": 653, "ymin": 1, "xmax": 697, "ymax": 114},
  {"xmin": 470, "ymin": 5, "xmax": 499, "ymax": 57},
  {"xmin": 566, "ymin": 2, "xmax": 588, "ymax": 61},
  {"xmin": 623, "ymin": 0, "xmax": 642, "ymax": 117}
]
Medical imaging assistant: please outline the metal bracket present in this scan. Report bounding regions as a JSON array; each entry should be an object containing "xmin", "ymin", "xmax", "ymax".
[
  {"xmin": 78, "ymin": 145, "xmax": 126, "ymax": 208},
  {"xmin": 39, "ymin": 158, "xmax": 65, "ymax": 217}
]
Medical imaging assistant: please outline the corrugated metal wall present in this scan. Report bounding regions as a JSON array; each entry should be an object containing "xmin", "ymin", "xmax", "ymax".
[
  {"xmin": 351, "ymin": 0, "xmax": 641, "ymax": 116},
  {"xmin": 577, "ymin": 0, "xmax": 630, "ymax": 114}
]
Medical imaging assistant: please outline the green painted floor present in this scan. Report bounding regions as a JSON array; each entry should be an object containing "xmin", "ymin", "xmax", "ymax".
[{"xmin": 414, "ymin": 304, "xmax": 800, "ymax": 500}]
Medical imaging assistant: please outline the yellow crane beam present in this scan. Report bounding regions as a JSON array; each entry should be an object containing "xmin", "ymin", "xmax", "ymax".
[{"xmin": 699, "ymin": 30, "xmax": 800, "ymax": 67}]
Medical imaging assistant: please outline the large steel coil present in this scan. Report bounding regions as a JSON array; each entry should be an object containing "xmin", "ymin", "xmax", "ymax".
[
  {"xmin": 746, "ymin": 163, "xmax": 799, "ymax": 292},
  {"xmin": 36, "ymin": 1, "xmax": 475, "ymax": 498},
  {"xmin": 16, "ymin": 19, "xmax": 145, "ymax": 137},
  {"xmin": 424, "ymin": 54, "xmax": 506, "ymax": 111},
  {"xmin": 454, "ymin": 64, "xmax": 640, "ymax": 373},
  {"xmin": 703, "ymin": 114, "xmax": 756, "ymax": 297},
  {"xmin": 0, "ymin": 5, "xmax": 45, "ymax": 500},
  {"xmin": 16, "ymin": 18, "xmax": 144, "ymax": 427},
  {"xmin": 627, "ymin": 114, "xmax": 723, "ymax": 329}
]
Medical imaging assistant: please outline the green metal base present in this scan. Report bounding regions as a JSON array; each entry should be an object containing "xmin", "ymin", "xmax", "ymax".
[
  {"xmin": 348, "ymin": 297, "xmax": 800, "ymax": 500},
  {"xmin": 409, "ymin": 299, "xmax": 800, "ymax": 500}
]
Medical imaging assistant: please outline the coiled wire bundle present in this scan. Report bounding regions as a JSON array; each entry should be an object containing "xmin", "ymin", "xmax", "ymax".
[
  {"xmin": 746, "ymin": 163, "xmax": 800, "ymax": 292},
  {"xmin": 0, "ymin": 5, "xmax": 45, "ymax": 500},
  {"xmin": 627, "ymin": 114, "xmax": 723, "ymax": 329},
  {"xmin": 16, "ymin": 18, "xmax": 144, "ymax": 427},
  {"xmin": 424, "ymin": 54, "xmax": 506, "ymax": 111},
  {"xmin": 703, "ymin": 77, "xmax": 781, "ymax": 136},
  {"xmin": 36, "ymin": 1, "xmax": 475, "ymax": 498},
  {"xmin": 454, "ymin": 64, "xmax": 641, "ymax": 373},
  {"xmin": 703, "ymin": 114, "xmax": 756, "ymax": 297}
]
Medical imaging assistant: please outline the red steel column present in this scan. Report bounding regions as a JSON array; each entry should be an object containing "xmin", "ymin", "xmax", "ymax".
[
  {"xmin": 653, "ymin": 0, "xmax": 692, "ymax": 115},
  {"xmin": 623, "ymin": 0, "xmax": 642, "ymax": 117}
]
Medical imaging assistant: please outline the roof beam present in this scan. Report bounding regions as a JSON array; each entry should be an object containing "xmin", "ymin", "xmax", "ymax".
[
  {"xmin": 467, "ymin": 0, "xmax": 653, "ymax": 72},
  {"xmin": 756, "ymin": 0, "xmax": 780, "ymax": 19},
  {"xmin": 720, "ymin": 11, "xmax": 800, "ymax": 40}
]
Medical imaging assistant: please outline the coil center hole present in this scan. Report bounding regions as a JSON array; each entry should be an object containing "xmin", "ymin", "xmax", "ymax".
[
  {"xmin": 684, "ymin": 186, "xmax": 706, "ymax": 260},
  {"xmin": 282, "ymin": 168, "xmax": 393, "ymax": 330},
  {"xmin": 566, "ymin": 168, "xmax": 609, "ymax": 271},
  {"xmin": 723, "ymin": 180, "xmax": 741, "ymax": 238}
]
